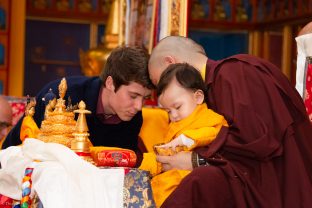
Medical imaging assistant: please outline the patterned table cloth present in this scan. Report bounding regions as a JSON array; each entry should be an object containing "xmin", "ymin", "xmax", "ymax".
[{"xmin": 0, "ymin": 167, "xmax": 155, "ymax": 208}]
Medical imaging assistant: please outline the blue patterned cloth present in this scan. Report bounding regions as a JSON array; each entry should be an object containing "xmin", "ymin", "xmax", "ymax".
[{"xmin": 123, "ymin": 168, "xmax": 156, "ymax": 208}]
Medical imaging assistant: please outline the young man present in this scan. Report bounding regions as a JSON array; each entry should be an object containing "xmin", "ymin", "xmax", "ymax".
[
  {"xmin": 3, "ymin": 46, "xmax": 154, "ymax": 154},
  {"xmin": 148, "ymin": 36, "xmax": 312, "ymax": 207}
]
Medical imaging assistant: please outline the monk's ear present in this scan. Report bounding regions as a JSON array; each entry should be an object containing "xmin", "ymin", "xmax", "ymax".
[
  {"xmin": 105, "ymin": 76, "xmax": 115, "ymax": 92},
  {"xmin": 194, "ymin": 90, "xmax": 204, "ymax": 104},
  {"xmin": 163, "ymin": 55, "xmax": 176, "ymax": 65}
]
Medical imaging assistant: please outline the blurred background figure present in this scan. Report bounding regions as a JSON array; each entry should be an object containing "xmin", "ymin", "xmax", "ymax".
[{"xmin": 0, "ymin": 96, "xmax": 12, "ymax": 148}]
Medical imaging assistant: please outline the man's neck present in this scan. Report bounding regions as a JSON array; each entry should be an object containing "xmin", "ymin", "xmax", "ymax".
[{"xmin": 101, "ymin": 87, "xmax": 115, "ymax": 116}]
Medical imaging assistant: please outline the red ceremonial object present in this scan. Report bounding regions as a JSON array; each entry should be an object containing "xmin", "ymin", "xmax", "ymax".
[
  {"xmin": 0, "ymin": 194, "xmax": 13, "ymax": 208},
  {"xmin": 304, "ymin": 59, "xmax": 312, "ymax": 122},
  {"xmin": 93, "ymin": 149, "xmax": 137, "ymax": 167}
]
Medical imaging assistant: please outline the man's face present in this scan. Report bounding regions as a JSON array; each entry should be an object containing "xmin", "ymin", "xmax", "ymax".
[{"xmin": 107, "ymin": 82, "xmax": 151, "ymax": 121}]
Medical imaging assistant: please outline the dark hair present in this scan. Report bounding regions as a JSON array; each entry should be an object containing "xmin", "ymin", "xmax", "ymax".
[
  {"xmin": 157, "ymin": 63, "xmax": 207, "ymax": 100},
  {"xmin": 100, "ymin": 46, "xmax": 154, "ymax": 91}
]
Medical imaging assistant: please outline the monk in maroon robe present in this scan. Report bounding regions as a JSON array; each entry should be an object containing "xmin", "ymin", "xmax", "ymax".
[{"xmin": 148, "ymin": 36, "xmax": 312, "ymax": 208}]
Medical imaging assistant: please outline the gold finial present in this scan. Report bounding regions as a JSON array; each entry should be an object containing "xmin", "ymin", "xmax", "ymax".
[
  {"xmin": 74, "ymin": 101, "xmax": 91, "ymax": 133},
  {"xmin": 58, "ymin": 78, "xmax": 67, "ymax": 99},
  {"xmin": 71, "ymin": 101, "xmax": 95, "ymax": 165},
  {"xmin": 54, "ymin": 78, "xmax": 67, "ymax": 113}
]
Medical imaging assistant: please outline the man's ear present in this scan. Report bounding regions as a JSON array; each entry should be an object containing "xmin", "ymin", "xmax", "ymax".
[
  {"xmin": 105, "ymin": 76, "xmax": 115, "ymax": 92},
  {"xmin": 194, "ymin": 90, "xmax": 205, "ymax": 104}
]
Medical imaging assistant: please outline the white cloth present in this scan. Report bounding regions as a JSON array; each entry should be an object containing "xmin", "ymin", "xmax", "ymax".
[
  {"xmin": 295, "ymin": 33, "xmax": 312, "ymax": 97},
  {"xmin": 0, "ymin": 139, "xmax": 124, "ymax": 208}
]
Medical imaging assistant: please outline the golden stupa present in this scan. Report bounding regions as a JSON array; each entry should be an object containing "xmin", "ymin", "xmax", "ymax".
[
  {"xmin": 71, "ymin": 100, "xmax": 95, "ymax": 164},
  {"xmin": 37, "ymin": 78, "xmax": 77, "ymax": 147}
]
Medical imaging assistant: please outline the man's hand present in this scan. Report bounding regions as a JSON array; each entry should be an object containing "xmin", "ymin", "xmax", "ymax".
[{"xmin": 156, "ymin": 151, "xmax": 193, "ymax": 171}]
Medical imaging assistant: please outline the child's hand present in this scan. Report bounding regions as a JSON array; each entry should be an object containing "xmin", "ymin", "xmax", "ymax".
[
  {"xmin": 158, "ymin": 136, "xmax": 184, "ymax": 149},
  {"xmin": 159, "ymin": 134, "xmax": 194, "ymax": 149}
]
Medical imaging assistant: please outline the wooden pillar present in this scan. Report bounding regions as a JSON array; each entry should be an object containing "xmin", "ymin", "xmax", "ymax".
[
  {"xmin": 89, "ymin": 23, "xmax": 98, "ymax": 48},
  {"xmin": 248, "ymin": 30, "xmax": 262, "ymax": 57},
  {"xmin": 9, "ymin": 0, "xmax": 26, "ymax": 96},
  {"xmin": 263, "ymin": 31, "xmax": 270, "ymax": 60},
  {"xmin": 281, "ymin": 25, "xmax": 292, "ymax": 80}
]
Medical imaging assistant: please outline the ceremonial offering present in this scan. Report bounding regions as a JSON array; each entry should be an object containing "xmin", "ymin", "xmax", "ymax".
[
  {"xmin": 37, "ymin": 78, "xmax": 76, "ymax": 147},
  {"xmin": 153, "ymin": 144, "xmax": 188, "ymax": 156},
  {"xmin": 71, "ymin": 100, "xmax": 95, "ymax": 164},
  {"xmin": 91, "ymin": 147, "xmax": 137, "ymax": 167}
]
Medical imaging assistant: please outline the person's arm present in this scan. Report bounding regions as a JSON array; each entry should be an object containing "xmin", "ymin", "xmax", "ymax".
[
  {"xmin": 156, "ymin": 126, "xmax": 223, "ymax": 152},
  {"xmin": 205, "ymin": 58, "xmax": 285, "ymax": 159},
  {"xmin": 157, "ymin": 57, "xmax": 291, "ymax": 170}
]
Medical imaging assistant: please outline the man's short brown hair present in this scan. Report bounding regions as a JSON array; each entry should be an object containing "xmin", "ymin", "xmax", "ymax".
[{"xmin": 100, "ymin": 46, "xmax": 154, "ymax": 91}]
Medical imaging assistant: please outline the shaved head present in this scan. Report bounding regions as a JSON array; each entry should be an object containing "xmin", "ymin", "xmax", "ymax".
[
  {"xmin": 298, "ymin": 22, "xmax": 312, "ymax": 36},
  {"xmin": 149, "ymin": 36, "xmax": 207, "ymax": 85}
]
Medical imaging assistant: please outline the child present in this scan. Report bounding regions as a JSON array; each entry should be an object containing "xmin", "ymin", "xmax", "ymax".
[{"xmin": 139, "ymin": 63, "xmax": 228, "ymax": 207}]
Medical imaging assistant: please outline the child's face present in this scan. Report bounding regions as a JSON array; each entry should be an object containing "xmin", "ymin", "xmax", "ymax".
[{"xmin": 158, "ymin": 79, "xmax": 204, "ymax": 122}]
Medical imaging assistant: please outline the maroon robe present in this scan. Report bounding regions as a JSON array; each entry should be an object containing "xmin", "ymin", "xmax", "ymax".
[{"xmin": 162, "ymin": 54, "xmax": 312, "ymax": 208}]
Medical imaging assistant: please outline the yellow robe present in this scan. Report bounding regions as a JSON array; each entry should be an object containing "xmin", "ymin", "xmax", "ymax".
[
  {"xmin": 20, "ymin": 115, "xmax": 40, "ymax": 142},
  {"xmin": 139, "ymin": 103, "xmax": 228, "ymax": 207}
]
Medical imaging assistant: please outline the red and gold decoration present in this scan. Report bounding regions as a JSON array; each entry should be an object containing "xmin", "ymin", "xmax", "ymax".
[{"xmin": 91, "ymin": 147, "xmax": 136, "ymax": 167}]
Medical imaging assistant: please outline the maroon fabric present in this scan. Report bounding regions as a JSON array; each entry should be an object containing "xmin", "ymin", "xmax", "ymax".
[{"xmin": 162, "ymin": 54, "xmax": 312, "ymax": 208}]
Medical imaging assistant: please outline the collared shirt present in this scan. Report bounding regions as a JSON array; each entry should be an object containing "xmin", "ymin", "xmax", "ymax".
[{"xmin": 96, "ymin": 87, "xmax": 122, "ymax": 124}]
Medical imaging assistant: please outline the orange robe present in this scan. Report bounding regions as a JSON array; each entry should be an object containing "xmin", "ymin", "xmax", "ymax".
[
  {"xmin": 20, "ymin": 115, "xmax": 40, "ymax": 142},
  {"xmin": 139, "ymin": 103, "xmax": 228, "ymax": 207}
]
